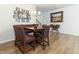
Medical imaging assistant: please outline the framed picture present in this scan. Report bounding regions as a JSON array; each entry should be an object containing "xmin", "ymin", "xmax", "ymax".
[
  {"xmin": 13, "ymin": 7, "xmax": 31, "ymax": 22},
  {"xmin": 50, "ymin": 11, "xmax": 63, "ymax": 22}
]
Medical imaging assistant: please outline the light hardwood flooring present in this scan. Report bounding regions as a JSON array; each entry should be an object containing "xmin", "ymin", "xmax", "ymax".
[{"xmin": 0, "ymin": 32, "xmax": 79, "ymax": 54}]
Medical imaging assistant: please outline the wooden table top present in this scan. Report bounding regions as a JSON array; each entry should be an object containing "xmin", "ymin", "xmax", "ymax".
[{"xmin": 24, "ymin": 27, "xmax": 43, "ymax": 30}]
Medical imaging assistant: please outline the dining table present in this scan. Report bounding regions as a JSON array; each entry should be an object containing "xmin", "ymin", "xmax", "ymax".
[
  {"xmin": 24, "ymin": 26, "xmax": 44, "ymax": 43},
  {"xmin": 24, "ymin": 26, "xmax": 44, "ymax": 34}
]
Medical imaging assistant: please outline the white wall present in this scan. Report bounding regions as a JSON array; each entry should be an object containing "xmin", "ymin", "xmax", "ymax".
[
  {"xmin": 50, "ymin": 5, "xmax": 79, "ymax": 36},
  {"xmin": 0, "ymin": 4, "xmax": 36, "ymax": 44},
  {"xmin": 1, "ymin": 4, "xmax": 79, "ymax": 44}
]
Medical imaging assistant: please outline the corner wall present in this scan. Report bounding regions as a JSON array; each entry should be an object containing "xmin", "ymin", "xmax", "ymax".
[
  {"xmin": 0, "ymin": 4, "xmax": 36, "ymax": 44},
  {"xmin": 50, "ymin": 5, "xmax": 79, "ymax": 36}
]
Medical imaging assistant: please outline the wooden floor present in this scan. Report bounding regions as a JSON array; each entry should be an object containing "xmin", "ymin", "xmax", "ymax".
[{"xmin": 0, "ymin": 32, "xmax": 79, "ymax": 54}]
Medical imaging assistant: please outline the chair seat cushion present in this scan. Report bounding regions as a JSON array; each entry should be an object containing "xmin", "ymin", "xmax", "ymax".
[
  {"xmin": 27, "ymin": 33, "xmax": 34, "ymax": 35},
  {"xmin": 24, "ymin": 35, "xmax": 35, "ymax": 43}
]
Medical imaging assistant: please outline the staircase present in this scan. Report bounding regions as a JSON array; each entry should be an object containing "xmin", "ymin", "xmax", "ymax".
[{"xmin": 36, "ymin": 19, "xmax": 42, "ymax": 25}]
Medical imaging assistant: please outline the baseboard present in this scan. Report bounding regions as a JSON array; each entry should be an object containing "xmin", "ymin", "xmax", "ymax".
[
  {"xmin": 50, "ymin": 30, "xmax": 79, "ymax": 36},
  {"xmin": 0, "ymin": 32, "xmax": 78, "ymax": 44},
  {"xmin": 0, "ymin": 39, "xmax": 14, "ymax": 44},
  {"xmin": 59, "ymin": 31, "xmax": 79, "ymax": 36}
]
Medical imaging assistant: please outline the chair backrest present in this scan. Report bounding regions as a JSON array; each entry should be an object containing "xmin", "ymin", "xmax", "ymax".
[
  {"xmin": 13, "ymin": 26, "xmax": 26, "ymax": 42},
  {"xmin": 13, "ymin": 25, "xmax": 35, "ymax": 43},
  {"xmin": 42, "ymin": 25, "xmax": 50, "ymax": 38}
]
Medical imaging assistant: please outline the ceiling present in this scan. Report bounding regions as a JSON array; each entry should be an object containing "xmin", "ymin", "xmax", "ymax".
[{"xmin": 34, "ymin": 4, "xmax": 74, "ymax": 12}]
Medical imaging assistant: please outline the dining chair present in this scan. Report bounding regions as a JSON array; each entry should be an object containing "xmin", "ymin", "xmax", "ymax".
[
  {"xmin": 36, "ymin": 25, "xmax": 50, "ymax": 50},
  {"xmin": 13, "ymin": 26, "xmax": 36, "ymax": 53}
]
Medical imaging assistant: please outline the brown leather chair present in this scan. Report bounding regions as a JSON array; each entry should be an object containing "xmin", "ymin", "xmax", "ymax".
[
  {"xmin": 13, "ymin": 26, "xmax": 36, "ymax": 53},
  {"xmin": 36, "ymin": 25, "xmax": 50, "ymax": 50}
]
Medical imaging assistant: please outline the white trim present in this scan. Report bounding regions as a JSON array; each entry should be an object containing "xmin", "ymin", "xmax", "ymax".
[
  {"xmin": 0, "ymin": 39, "xmax": 14, "ymax": 44},
  {"xmin": 59, "ymin": 31, "xmax": 79, "ymax": 36},
  {"xmin": 0, "ymin": 32, "xmax": 79, "ymax": 44}
]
